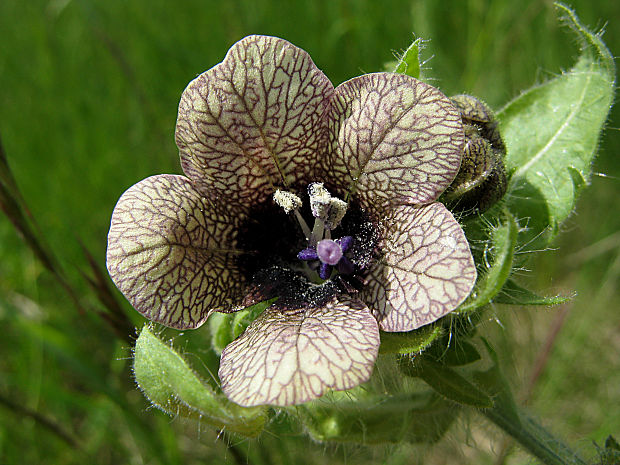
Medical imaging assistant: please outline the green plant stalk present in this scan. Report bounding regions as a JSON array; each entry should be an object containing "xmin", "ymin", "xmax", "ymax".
[{"xmin": 481, "ymin": 401, "xmax": 587, "ymax": 465}]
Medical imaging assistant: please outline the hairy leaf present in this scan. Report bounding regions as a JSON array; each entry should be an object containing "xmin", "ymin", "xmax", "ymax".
[
  {"xmin": 133, "ymin": 325, "xmax": 267, "ymax": 436},
  {"xmin": 393, "ymin": 37, "xmax": 423, "ymax": 79},
  {"xmin": 429, "ymin": 340, "xmax": 482, "ymax": 367},
  {"xmin": 457, "ymin": 211, "xmax": 518, "ymax": 314},
  {"xmin": 498, "ymin": 4, "xmax": 615, "ymax": 241},
  {"xmin": 401, "ymin": 357, "xmax": 493, "ymax": 408},
  {"xmin": 493, "ymin": 279, "xmax": 573, "ymax": 306}
]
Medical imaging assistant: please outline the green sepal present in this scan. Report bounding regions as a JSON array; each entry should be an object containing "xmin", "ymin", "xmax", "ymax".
[
  {"xmin": 493, "ymin": 279, "xmax": 573, "ymax": 306},
  {"xmin": 232, "ymin": 298, "xmax": 277, "ymax": 339},
  {"xmin": 497, "ymin": 2, "xmax": 615, "ymax": 246},
  {"xmin": 457, "ymin": 210, "xmax": 518, "ymax": 314},
  {"xmin": 391, "ymin": 37, "xmax": 423, "ymax": 79},
  {"xmin": 399, "ymin": 356, "xmax": 493, "ymax": 408},
  {"xmin": 298, "ymin": 392, "xmax": 457, "ymax": 444},
  {"xmin": 427, "ymin": 339, "xmax": 482, "ymax": 367},
  {"xmin": 209, "ymin": 298, "xmax": 276, "ymax": 354},
  {"xmin": 133, "ymin": 325, "xmax": 268, "ymax": 437},
  {"xmin": 378, "ymin": 324, "xmax": 442, "ymax": 354},
  {"xmin": 208, "ymin": 312, "xmax": 234, "ymax": 355}
]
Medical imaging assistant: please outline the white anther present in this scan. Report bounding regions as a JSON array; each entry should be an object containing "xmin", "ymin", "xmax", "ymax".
[
  {"xmin": 325, "ymin": 198, "xmax": 348, "ymax": 230},
  {"xmin": 273, "ymin": 189, "xmax": 302, "ymax": 214},
  {"xmin": 308, "ymin": 182, "xmax": 331, "ymax": 219}
]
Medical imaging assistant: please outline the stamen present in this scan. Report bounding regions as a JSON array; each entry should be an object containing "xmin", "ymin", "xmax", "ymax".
[
  {"xmin": 307, "ymin": 182, "xmax": 348, "ymax": 231},
  {"xmin": 324, "ymin": 197, "xmax": 347, "ymax": 230},
  {"xmin": 273, "ymin": 189, "xmax": 311, "ymax": 239},
  {"xmin": 293, "ymin": 210, "xmax": 312, "ymax": 240},
  {"xmin": 273, "ymin": 189, "xmax": 302, "ymax": 213},
  {"xmin": 309, "ymin": 218, "xmax": 325, "ymax": 247},
  {"xmin": 308, "ymin": 183, "xmax": 331, "ymax": 219}
]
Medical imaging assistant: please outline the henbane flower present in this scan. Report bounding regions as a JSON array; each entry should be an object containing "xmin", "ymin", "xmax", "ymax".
[{"xmin": 106, "ymin": 35, "xmax": 477, "ymax": 407}]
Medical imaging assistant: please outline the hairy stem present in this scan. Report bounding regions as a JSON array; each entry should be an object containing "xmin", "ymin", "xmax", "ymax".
[{"xmin": 482, "ymin": 401, "xmax": 587, "ymax": 465}]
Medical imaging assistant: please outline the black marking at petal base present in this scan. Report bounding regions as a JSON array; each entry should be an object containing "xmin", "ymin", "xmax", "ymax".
[
  {"xmin": 236, "ymin": 191, "xmax": 382, "ymax": 309},
  {"xmin": 235, "ymin": 198, "xmax": 304, "ymax": 280}
]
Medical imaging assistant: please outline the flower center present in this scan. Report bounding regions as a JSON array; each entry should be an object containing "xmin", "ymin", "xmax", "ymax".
[{"xmin": 274, "ymin": 183, "xmax": 356, "ymax": 282}]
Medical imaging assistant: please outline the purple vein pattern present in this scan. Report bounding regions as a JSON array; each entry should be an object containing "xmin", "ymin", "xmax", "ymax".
[
  {"xmin": 176, "ymin": 35, "xmax": 333, "ymax": 212},
  {"xmin": 107, "ymin": 175, "xmax": 246, "ymax": 329},
  {"xmin": 219, "ymin": 296, "xmax": 379, "ymax": 407},
  {"xmin": 362, "ymin": 202, "xmax": 477, "ymax": 331},
  {"xmin": 327, "ymin": 73, "xmax": 464, "ymax": 210},
  {"xmin": 106, "ymin": 35, "xmax": 477, "ymax": 407}
]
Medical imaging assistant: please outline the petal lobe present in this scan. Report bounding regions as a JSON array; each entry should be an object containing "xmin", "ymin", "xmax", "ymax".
[
  {"xmin": 219, "ymin": 296, "xmax": 379, "ymax": 406},
  {"xmin": 106, "ymin": 175, "xmax": 247, "ymax": 329},
  {"xmin": 363, "ymin": 202, "xmax": 476, "ymax": 331},
  {"xmin": 327, "ymin": 73, "xmax": 464, "ymax": 209},
  {"xmin": 176, "ymin": 35, "xmax": 334, "ymax": 211}
]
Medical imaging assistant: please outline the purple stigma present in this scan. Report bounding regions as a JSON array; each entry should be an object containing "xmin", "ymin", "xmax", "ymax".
[
  {"xmin": 319, "ymin": 263, "xmax": 332, "ymax": 280},
  {"xmin": 298, "ymin": 248, "xmax": 318, "ymax": 261},
  {"xmin": 316, "ymin": 239, "xmax": 343, "ymax": 265},
  {"xmin": 297, "ymin": 237, "xmax": 355, "ymax": 280},
  {"xmin": 336, "ymin": 236, "xmax": 353, "ymax": 252}
]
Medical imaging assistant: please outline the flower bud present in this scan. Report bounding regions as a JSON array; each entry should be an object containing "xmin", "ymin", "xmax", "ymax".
[{"xmin": 442, "ymin": 94, "xmax": 507, "ymax": 215}]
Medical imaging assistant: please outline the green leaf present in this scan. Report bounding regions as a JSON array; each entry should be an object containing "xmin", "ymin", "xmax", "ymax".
[
  {"xmin": 497, "ymin": 3, "xmax": 615, "ymax": 242},
  {"xmin": 493, "ymin": 279, "xmax": 573, "ymax": 306},
  {"xmin": 378, "ymin": 325, "xmax": 443, "ymax": 354},
  {"xmin": 457, "ymin": 210, "xmax": 518, "ymax": 314},
  {"xmin": 133, "ymin": 325, "xmax": 267, "ymax": 437},
  {"xmin": 299, "ymin": 392, "xmax": 457, "ymax": 444},
  {"xmin": 392, "ymin": 37, "xmax": 423, "ymax": 79},
  {"xmin": 400, "ymin": 357, "xmax": 493, "ymax": 408}
]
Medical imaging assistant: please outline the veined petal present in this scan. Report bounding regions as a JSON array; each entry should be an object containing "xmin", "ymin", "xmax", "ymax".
[
  {"xmin": 176, "ymin": 35, "xmax": 334, "ymax": 211},
  {"xmin": 362, "ymin": 202, "xmax": 476, "ymax": 332},
  {"xmin": 106, "ymin": 175, "xmax": 247, "ymax": 329},
  {"xmin": 219, "ymin": 296, "xmax": 379, "ymax": 406},
  {"xmin": 327, "ymin": 73, "xmax": 464, "ymax": 209}
]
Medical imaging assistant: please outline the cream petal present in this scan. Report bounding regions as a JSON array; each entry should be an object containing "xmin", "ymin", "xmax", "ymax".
[
  {"xmin": 106, "ymin": 175, "xmax": 248, "ymax": 329},
  {"xmin": 327, "ymin": 73, "xmax": 464, "ymax": 209},
  {"xmin": 362, "ymin": 202, "xmax": 476, "ymax": 331},
  {"xmin": 219, "ymin": 295, "xmax": 379, "ymax": 406},
  {"xmin": 176, "ymin": 35, "xmax": 334, "ymax": 212}
]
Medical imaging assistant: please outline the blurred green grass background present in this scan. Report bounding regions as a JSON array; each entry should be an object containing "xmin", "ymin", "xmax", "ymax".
[{"xmin": 0, "ymin": 0, "xmax": 618, "ymax": 464}]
